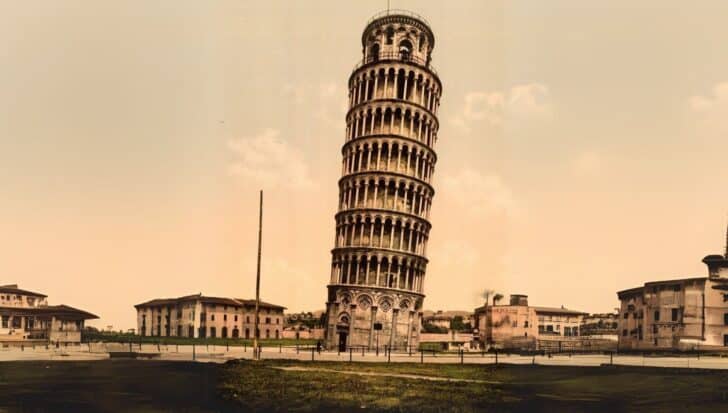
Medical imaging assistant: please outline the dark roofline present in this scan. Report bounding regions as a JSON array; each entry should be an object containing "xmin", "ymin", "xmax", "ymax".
[
  {"xmin": 134, "ymin": 294, "xmax": 286, "ymax": 310},
  {"xmin": 617, "ymin": 276, "xmax": 707, "ymax": 298},
  {"xmin": 0, "ymin": 304, "xmax": 98, "ymax": 319},
  {"xmin": 0, "ymin": 285, "xmax": 47, "ymax": 298},
  {"xmin": 532, "ymin": 306, "xmax": 588, "ymax": 316}
]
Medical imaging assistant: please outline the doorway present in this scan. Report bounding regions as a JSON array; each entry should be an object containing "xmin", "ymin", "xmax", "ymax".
[{"xmin": 338, "ymin": 332, "xmax": 348, "ymax": 352}]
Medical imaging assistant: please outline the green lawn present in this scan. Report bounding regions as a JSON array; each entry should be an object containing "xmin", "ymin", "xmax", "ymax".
[
  {"xmin": 3, "ymin": 359, "xmax": 728, "ymax": 412},
  {"xmin": 220, "ymin": 359, "xmax": 728, "ymax": 412}
]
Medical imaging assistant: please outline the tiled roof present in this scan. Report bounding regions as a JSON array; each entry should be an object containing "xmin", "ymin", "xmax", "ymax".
[
  {"xmin": 134, "ymin": 294, "xmax": 286, "ymax": 310},
  {"xmin": 0, "ymin": 285, "xmax": 47, "ymax": 298},
  {"xmin": 532, "ymin": 306, "xmax": 587, "ymax": 316},
  {"xmin": 0, "ymin": 304, "xmax": 98, "ymax": 319}
]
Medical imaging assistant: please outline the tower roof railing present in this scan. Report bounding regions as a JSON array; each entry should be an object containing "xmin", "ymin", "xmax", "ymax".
[
  {"xmin": 366, "ymin": 9, "xmax": 431, "ymax": 29},
  {"xmin": 352, "ymin": 51, "xmax": 438, "ymax": 77}
]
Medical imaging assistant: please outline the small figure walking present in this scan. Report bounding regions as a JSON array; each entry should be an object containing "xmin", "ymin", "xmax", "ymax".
[{"xmin": 316, "ymin": 340, "xmax": 322, "ymax": 354}]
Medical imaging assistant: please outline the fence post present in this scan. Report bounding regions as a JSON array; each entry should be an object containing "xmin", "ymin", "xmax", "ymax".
[
  {"xmin": 129, "ymin": 341, "xmax": 132, "ymax": 353},
  {"xmin": 297, "ymin": 344, "xmax": 299, "ymax": 354},
  {"xmin": 532, "ymin": 355, "xmax": 535, "ymax": 365},
  {"xmin": 362, "ymin": 346, "xmax": 365, "ymax": 357},
  {"xmin": 311, "ymin": 346, "xmax": 315, "ymax": 362},
  {"xmin": 192, "ymin": 344, "xmax": 196, "ymax": 361},
  {"xmin": 244, "ymin": 342, "xmax": 246, "ymax": 352},
  {"xmin": 610, "ymin": 351, "xmax": 613, "ymax": 365},
  {"xmin": 460, "ymin": 349, "xmax": 464, "ymax": 365},
  {"xmin": 421, "ymin": 348, "xmax": 424, "ymax": 364},
  {"xmin": 279, "ymin": 344, "xmax": 282, "ymax": 353},
  {"xmin": 388, "ymin": 346, "xmax": 391, "ymax": 363},
  {"xmin": 495, "ymin": 350, "xmax": 498, "ymax": 365},
  {"xmin": 349, "ymin": 347, "xmax": 352, "ymax": 363},
  {"xmin": 227, "ymin": 341, "xmax": 229, "ymax": 352}
]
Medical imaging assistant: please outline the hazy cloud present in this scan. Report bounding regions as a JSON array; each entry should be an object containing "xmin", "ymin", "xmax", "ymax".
[
  {"xmin": 688, "ymin": 82, "xmax": 728, "ymax": 112},
  {"xmin": 572, "ymin": 150, "xmax": 602, "ymax": 176},
  {"xmin": 227, "ymin": 128, "xmax": 315, "ymax": 190},
  {"xmin": 440, "ymin": 168, "xmax": 517, "ymax": 217},
  {"xmin": 282, "ymin": 81, "xmax": 348, "ymax": 128},
  {"xmin": 450, "ymin": 83, "xmax": 552, "ymax": 133}
]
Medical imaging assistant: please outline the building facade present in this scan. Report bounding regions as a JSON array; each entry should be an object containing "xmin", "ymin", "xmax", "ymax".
[
  {"xmin": 324, "ymin": 10, "xmax": 443, "ymax": 351},
  {"xmin": 617, "ymin": 238, "xmax": 728, "ymax": 350},
  {"xmin": 134, "ymin": 294, "xmax": 285, "ymax": 340},
  {"xmin": 473, "ymin": 295, "xmax": 586, "ymax": 350},
  {"xmin": 0, "ymin": 284, "xmax": 97, "ymax": 344}
]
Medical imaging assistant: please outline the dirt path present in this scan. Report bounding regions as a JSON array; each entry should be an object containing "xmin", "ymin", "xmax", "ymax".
[{"xmin": 272, "ymin": 366, "xmax": 501, "ymax": 384}]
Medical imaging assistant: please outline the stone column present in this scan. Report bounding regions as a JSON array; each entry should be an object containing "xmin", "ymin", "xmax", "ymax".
[
  {"xmin": 389, "ymin": 308, "xmax": 399, "ymax": 350},
  {"xmin": 348, "ymin": 304, "xmax": 357, "ymax": 349},
  {"xmin": 368, "ymin": 306, "xmax": 378, "ymax": 349},
  {"xmin": 406, "ymin": 310, "xmax": 415, "ymax": 350}
]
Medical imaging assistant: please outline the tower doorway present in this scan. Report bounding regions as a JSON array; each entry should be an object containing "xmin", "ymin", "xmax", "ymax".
[{"xmin": 338, "ymin": 332, "xmax": 348, "ymax": 352}]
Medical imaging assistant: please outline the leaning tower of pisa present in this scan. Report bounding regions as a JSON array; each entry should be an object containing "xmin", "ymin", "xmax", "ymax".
[{"xmin": 324, "ymin": 10, "xmax": 442, "ymax": 351}]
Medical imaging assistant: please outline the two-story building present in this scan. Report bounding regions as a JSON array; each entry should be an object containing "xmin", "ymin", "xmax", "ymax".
[
  {"xmin": 473, "ymin": 294, "xmax": 586, "ymax": 350},
  {"xmin": 134, "ymin": 294, "xmax": 286, "ymax": 340},
  {"xmin": 617, "ymin": 241, "xmax": 728, "ymax": 351},
  {"xmin": 0, "ymin": 284, "xmax": 98, "ymax": 344}
]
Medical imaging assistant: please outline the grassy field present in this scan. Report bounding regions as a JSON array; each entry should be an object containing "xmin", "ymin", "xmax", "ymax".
[
  {"xmin": 2, "ymin": 359, "xmax": 728, "ymax": 412},
  {"xmin": 84, "ymin": 332, "xmax": 317, "ymax": 348},
  {"xmin": 220, "ymin": 360, "xmax": 728, "ymax": 412}
]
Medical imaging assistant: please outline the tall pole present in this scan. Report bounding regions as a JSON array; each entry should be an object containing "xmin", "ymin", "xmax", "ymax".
[{"xmin": 253, "ymin": 190, "xmax": 263, "ymax": 359}]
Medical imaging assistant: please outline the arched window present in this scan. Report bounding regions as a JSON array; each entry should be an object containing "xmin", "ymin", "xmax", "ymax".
[
  {"xmin": 222, "ymin": 326, "xmax": 228, "ymax": 338},
  {"xmin": 265, "ymin": 329, "xmax": 270, "ymax": 339},
  {"xmin": 399, "ymin": 40, "xmax": 413, "ymax": 60},
  {"xmin": 386, "ymin": 27, "xmax": 394, "ymax": 45},
  {"xmin": 370, "ymin": 43, "xmax": 380, "ymax": 62},
  {"xmin": 245, "ymin": 328, "xmax": 250, "ymax": 339}
]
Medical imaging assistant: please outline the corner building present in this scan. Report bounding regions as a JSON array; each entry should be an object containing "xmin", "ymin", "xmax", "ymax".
[{"xmin": 324, "ymin": 10, "xmax": 442, "ymax": 351}]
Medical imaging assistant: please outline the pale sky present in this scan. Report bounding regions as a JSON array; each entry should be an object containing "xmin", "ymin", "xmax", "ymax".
[{"xmin": 1, "ymin": 1, "xmax": 727, "ymax": 330}]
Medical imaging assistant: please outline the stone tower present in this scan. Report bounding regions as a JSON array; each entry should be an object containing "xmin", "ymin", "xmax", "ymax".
[{"xmin": 324, "ymin": 10, "xmax": 442, "ymax": 351}]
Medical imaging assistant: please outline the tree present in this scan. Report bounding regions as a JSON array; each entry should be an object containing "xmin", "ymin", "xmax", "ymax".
[
  {"xmin": 450, "ymin": 316, "xmax": 465, "ymax": 331},
  {"xmin": 493, "ymin": 294, "xmax": 504, "ymax": 306},
  {"xmin": 422, "ymin": 323, "xmax": 448, "ymax": 334}
]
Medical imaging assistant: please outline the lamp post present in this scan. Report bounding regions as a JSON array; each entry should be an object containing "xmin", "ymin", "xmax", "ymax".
[{"xmin": 253, "ymin": 190, "xmax": 263, "ymax": 360}]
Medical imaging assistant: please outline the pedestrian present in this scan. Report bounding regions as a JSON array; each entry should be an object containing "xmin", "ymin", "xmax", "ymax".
[{"xmin": 316, "ymin": 339, "xmax": 322, "ymax": 354}]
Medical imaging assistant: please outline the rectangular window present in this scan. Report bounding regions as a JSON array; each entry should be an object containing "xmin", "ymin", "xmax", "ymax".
[
  {"xmin": 723, "ymin": 294, "xmax": 728, "ymax": 302},
  {"xmin": 1, "ymin": 315, "xmax": 8, "ymax": 328},
  {"xmin": 654, "ymin": 310, "xmax": 660, "ymax": 322},
  {"xmin": 234, "ymin": 315, "xmax": 238, "ymax": 322},
  {"xmin": 622, "ymin": 329, "xmax": 627, "ymax": 337},
  {"xmin": 524, "ymin": 321, "xmax": 529, "ymax": 328},
  {"xmin": 224, "ymin": 314, "xmax": 227, "ymax": 321},
  {"xmin": 624, "ymin": 313, "xmax": 629, "ymax": 319},
  {"xmin": 671, "ymin": 308, "xmax": 678, "ymax": 322},
  {"xmin": 724, "ymin": 313, "xmax": 728, "ymax": 326},
  {"xmin": 211, "ymin": 314, "xmax": 215, "ymax": 321}
]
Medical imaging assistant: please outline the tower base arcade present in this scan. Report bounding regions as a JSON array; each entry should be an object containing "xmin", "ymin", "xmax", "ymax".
[{"xmin": 325, "ymin": 285, "xmax": 423, "ymax": 351}]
